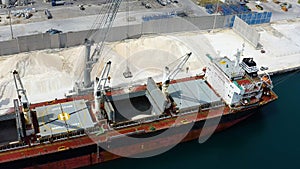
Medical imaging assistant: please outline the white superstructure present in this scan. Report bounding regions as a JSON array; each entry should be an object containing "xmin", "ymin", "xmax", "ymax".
[{"xmin": 205, "ymin": 55, "xmax": 266, "ymax": 107}]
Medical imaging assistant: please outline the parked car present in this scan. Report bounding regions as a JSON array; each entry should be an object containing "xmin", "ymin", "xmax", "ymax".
[
  {"xmin": 260, "ymin": 66, "xmax": 269, "ymax": 71},
  {"xmin": 141, "ymin": 1, "xmax": 151, "ymax": 8},
  {"xmin": 145, "ymin": 3, "xmax": 151, "ymax": 8},
  {"xmin": 79, "ymin": 4, "xmax": 85, "ymax": 10},
  {"xmin": 255, "ymin": 5, "xmax": 263, "ymax": 10},
  {"xmin": 45, "ymin": 28, "xmax": 62, "ymax": 35},
  {"xmin": 44, "ymin": 9, "xmax": 52, "ymax": 19}
]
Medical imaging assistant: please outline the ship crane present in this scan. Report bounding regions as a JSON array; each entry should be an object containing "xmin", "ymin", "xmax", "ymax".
[
  {"xmin": 12, "ymin": 70, "xmax": 32, "ymax": 126},
  {"xmin": 94, "ymin": 61, "xmax": 111, "ymax": 117},
  {"xmin": 82, "ymin": 0, "xmax": 122, "ymax": 89},
  {"xmin": 162, "ymin": 52, "xmax": 192, "ymax": 96}
]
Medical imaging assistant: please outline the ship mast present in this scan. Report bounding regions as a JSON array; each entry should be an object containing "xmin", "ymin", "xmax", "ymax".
[{"xmin": 234, "ymin": 43, "xmax": 244, "ymax": 68}]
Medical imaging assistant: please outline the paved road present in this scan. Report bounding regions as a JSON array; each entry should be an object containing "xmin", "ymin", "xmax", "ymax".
[
  {"xmin": 182, "ymin": 0, "xmax": 209, "ymax": 16},
  {"xmin": 1, "ymin": 1, "xmax": 299, "ymax": 41},
  {"xmin": 262, "ymin": 1, "xmax": 300, "ymax": 22},
  {"xmin": 0, "ymin": 0, "xmax": 205, "ymax": 41}
]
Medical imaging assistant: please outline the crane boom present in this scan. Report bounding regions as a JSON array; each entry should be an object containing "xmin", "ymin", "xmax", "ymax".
[
  {"xmin": 162, "ymin": 52, "xmax": 192, "ymax": 84},
  {"xmin": 12, "ymin": 70, "xmax": 32, "ymax": 125},
  {"xmin": 90, "ymin": 0, "xmax": 123, "ymax": 61},
  {"xmin": 162, "ymin": 52, "xmax": 192, "ymax": 96},
  {"xmin": 82, "ymin": 0, "xmax": 122, "ymax": 90},
  {"xmin": 94, "ymin": 61, "xmax": 112, "ymax": 114}
]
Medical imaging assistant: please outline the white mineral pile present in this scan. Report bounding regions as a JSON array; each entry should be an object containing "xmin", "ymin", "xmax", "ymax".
[
  {"xmin": 2, "ymin": 19, "xmax": 300, "ymax": 115},
  {"xmin": 0, "ymin": 34, "xmax": 214, "ymax": 115},
  {"xmin": 92, "ymin": 33, "xmax": 215, "ymax": 87},
  {"xmin": 0, "ymin": 47, "xmax": 85, "ymax": 114}
]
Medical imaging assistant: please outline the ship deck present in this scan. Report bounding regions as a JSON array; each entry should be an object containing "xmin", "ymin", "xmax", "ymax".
[
  {"xmin": 35, "ymin": 99, "xmax": 95, "ymax": 138},
  {"xmin": 168, "ymin": 79, "xmax": 222, "ymax": 113},
  {"xmin": 0, "ymin": 73, "xmax": 278, "ymax": 166},
  {"xmin": 106, "ymin": 78, "xmax": 223, "ymax": 123},
  {"xmin": 0, "ymin": 86, "xmax": 278, "ymax": 166}
]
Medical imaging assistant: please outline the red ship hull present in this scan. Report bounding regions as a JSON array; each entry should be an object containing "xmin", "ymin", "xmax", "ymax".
[
  {"xmin": 1, "ymin": 106, "xmax": 256, "ymax": 169},
  {"xmin": 0, "ymin": 72, "xmax": 277, "ymax": 169}
]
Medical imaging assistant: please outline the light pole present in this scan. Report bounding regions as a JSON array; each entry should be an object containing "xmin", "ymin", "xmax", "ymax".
[
  {"xmin": 212, "ymin": 0, "xmax": 220, "ymax": 33},
  {"xmin": 8, "ymin": 9, "xmax": 14, "ymax": 39}
]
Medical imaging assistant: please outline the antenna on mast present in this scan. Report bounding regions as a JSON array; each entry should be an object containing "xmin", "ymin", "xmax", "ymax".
[{"xmin": 235, "ymin": 43, "xmax": 245, "ymax": 67}]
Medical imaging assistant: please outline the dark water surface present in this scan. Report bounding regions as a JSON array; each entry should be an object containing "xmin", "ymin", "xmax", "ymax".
[{"xmin": 87, "ymin": 71, "xmax": 300, "ymax": 169}]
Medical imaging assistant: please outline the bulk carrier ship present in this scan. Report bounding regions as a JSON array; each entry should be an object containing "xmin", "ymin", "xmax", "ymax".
[
  {"xmin": 0, "ymin": 46, "xmax": 277, "ymax": 168},
  {"xmin": 0, "ymin": 1, "xmax": 277, "ymax": 168}
]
